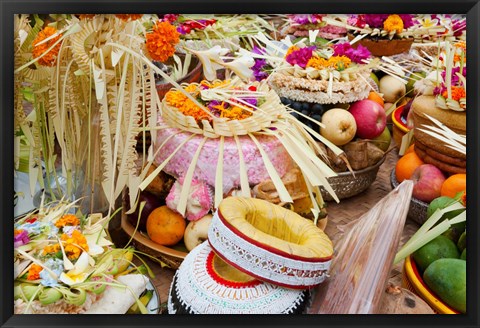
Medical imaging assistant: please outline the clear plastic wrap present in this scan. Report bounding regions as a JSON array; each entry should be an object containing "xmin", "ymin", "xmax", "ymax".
[{"xmin": 308, "ymin": 180, "xmax": 414, "ymax": 314}]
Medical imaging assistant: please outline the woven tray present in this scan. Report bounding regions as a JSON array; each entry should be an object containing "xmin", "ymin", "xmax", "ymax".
[{"xmin": 320, "ymin": 156, "xmax": 385, "ymax": 202}]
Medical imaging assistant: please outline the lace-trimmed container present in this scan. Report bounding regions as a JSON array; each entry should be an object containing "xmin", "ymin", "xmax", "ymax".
[{"xmin": 167, "ymin": 241, "xmax": 311, "ymax": 314}]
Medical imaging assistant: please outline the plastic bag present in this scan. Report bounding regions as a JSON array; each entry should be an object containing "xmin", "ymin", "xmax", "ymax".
[{"xmin": 308, "ymin": 180, "xmax": 414, "ymax": 314}]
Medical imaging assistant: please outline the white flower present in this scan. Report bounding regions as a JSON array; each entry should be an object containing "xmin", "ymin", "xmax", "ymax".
[
  {"xmin": 59, "ymin": 251, "xmax": 91, "ymax": 286},
  {"xmin": 185, "ymin": 45, "xmax": 229, "ymax": 80},
  {"xmin": 222, "ymin": 55, "xmax": 255, "ymax": 81}
]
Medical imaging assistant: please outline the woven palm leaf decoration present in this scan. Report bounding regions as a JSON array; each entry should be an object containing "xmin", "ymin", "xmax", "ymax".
[{"xmin": 138, "ymin": 75, "xmax": 345, "ymax": 222}]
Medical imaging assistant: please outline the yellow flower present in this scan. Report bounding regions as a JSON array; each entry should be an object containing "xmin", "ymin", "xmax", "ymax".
[
  {"xmin": 220, "ymin": 105, "xmax": 252, "ymax": 120},
  {"xmin": 146, "ymin": 21, "xmax": 180, "ymax": 62},
  {"xmin": 383, "ymin": 14, "xmax": 404, "ymax": 34},
  {"xmin": 285, "ymin": 46, "xmax": 299, "ymax": 58},
  {"xmin": 32, "ymin": 26, "xmax": 63, "ymax": 66}
]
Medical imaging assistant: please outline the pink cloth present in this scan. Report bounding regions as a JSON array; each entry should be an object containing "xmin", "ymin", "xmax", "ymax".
[{"xmin": 154, "ymin": 117, "xmax": 293, "ymax": 194}]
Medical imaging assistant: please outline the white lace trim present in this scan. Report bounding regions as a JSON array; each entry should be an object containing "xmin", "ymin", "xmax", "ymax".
[
  {"xmin": 208, "ymin": 211, "xmax": 331, "ymax": 287},
  {"xmin": 169, "ymin": 241, "xmax": 307, "ymax": 314}
]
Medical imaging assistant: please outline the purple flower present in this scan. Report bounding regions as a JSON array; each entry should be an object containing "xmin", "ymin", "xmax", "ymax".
[
  {"xmin": 441, "ymin": 67, "xmax": 463, "ymax": 86},
  {"xmin": 207, "ymin": 100, "xmax": 226, "ymax": 116},
  {"xmin": 399, "ymin": 14, "xmax": 415, "ymax": 28},
  {"xmin": 240, "ymin": 97, "xmax": 258, "ymax": 108},
  {"xmin": 14, "ymin": 230, "xmax": 30, "ymax": 248},
  {"xmin": 363, "ymin": 14, "xmax": 389, "ymax": 28},
  {"xmin": 252, "ymin": 59, "xmax": 269, "ymax": 81},
  {"xmin": 176, "ymin": 26, "xmax": 187, "ymax": 35},
  {"xmin": 252, "ymin": 46, "xmax": 266, "ymax": 55},
  {"xmin": 285, "ymin": 46, "xmax": 316, "ymax": 69},
  {"xmin": 433, "ymin": 85, "xmax": 446, "ymax": 96}
]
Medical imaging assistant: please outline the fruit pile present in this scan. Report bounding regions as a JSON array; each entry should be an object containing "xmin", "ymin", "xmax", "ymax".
[
  {"xmin": 410, "ymin": 195, "xmax": 467, "ymax": 313},
  {"xmin": 395, "ymin": 146, "xmax": 466, "ymax": 204}
]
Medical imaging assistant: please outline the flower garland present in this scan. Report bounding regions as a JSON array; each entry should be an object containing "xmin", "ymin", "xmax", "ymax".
[
  {"xmin": 145, "ymin": 20, "xmax": 180, "ymax": 62},
  {"xmin": 32, "ymin": 26, "xmax": 63, "ymax": 66}
]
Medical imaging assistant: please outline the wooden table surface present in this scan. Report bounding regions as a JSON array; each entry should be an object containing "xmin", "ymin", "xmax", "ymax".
[{"xmin": 125, "ymin": 146, "xmax": 422, "ymax": 310}]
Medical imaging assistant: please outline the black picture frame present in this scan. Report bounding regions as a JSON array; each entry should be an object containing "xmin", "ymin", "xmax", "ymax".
[{"xmin": 1, "ymin": 1, "xmax": 479, "ymax": 327}]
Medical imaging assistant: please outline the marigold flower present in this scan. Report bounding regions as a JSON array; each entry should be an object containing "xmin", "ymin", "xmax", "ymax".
[
  {"xmin": 165, "ymin": 90, "xmax": 211, "ymax": 122},
  {"xmin": 442, "ymin": 86, "xmax": 466, "ymax": 101},
  {"xmin": 115, "ymin": 14, "xmax": 143, "ymax": 21},
  {"xmin": 307, "ymin": 55, "xmax": 351, "ymax": 70},
  {"xmin": 60, "ymin": 230, "xmax": 89, "ymax": 260},
  {"xmin": 55, "ymin": 214, "xmax": 80, "ymax": 228},
  {"xmin": 27, "ymin": 264, "xmax": 43, "ymax": 281},
  {"xmin": 32, "ymin": 26, "xmax": 63, "ymax": 66},
  {"xmin": 43, "ymin": 243, "xmax": 61, "ymax": 255},
  {"xmin": 146, "ymin": 21, "xmax": 180, "ymax": 62},
  {"xmin": 383, "ymin": 14, "xmax": 404, "ymax": 34}
]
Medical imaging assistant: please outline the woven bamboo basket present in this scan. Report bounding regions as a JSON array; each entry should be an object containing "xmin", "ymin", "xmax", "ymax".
[
  {"xmin": 319, "ymin": 156, "xmax": 385, "ymax": 202},
  {"xmin": 161, "ymin": 82, "xmax": 282, "ymax": 137},
  {"xmin": 402, "ymin": 255, "xmax": 459, "ymax": 314}
]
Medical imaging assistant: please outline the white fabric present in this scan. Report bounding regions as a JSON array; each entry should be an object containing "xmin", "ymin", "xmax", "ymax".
[{"xmin": 208, "ymin": 210, "xmax": 331, "ymax": 287}]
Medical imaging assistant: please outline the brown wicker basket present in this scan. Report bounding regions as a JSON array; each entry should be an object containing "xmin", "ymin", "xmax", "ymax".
[
  {"xmin": 161, "ymin": 83, "xmax": 281, "ymax": 137},
  {"xmin": 320, "ymin": 157, "xmax": 385, "ymax": 202}
]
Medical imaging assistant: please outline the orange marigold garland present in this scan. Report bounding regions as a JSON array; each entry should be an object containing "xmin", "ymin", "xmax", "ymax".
[
  {"xmin": 32, "ymin": 26, "xmax": 63, "ymax": 67},
  {"xmin": 383, "ymin": 14, "xmax": 404, "ymax": 34},
  {"xmin": 146, "ymin": 21, "xmax": 180, "ymax": 62},
  {"xmin": 55, "ymin": 214, "xmax": 80, "ymax": 228}
]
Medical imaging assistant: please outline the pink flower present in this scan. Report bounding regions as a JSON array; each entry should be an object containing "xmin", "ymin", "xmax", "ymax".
[
  {"xmin": 332, "ymin": 42, "xmax": 371, "ymax": 64},
  {"xmin": 363, "ymin": 14, "xmax": 389, "ymax": 28},
  {"xmin": 285, "ymin": 46, "xmax": 316, "ymax": 69}
]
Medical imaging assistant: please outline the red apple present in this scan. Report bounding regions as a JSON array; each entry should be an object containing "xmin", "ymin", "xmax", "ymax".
[
  {"xmin": 349, "ymin": 99, "xmax": 387, "ymax": 139},
  {"xmin": 411, "ymin": 164, "xmax": 446, "ymax": 203}
]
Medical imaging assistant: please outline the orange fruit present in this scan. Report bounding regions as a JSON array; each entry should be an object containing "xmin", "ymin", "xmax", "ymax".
[
  {"xmin": 368, "ymin": 91, "xmax": 384, "ymax": 107},
  {"xmin": 440, "ymin": 174, "xmax": 467, "ymax": 198},
  {"xmin": 404, "ymin": 144, "xmax": 415, "ymax": 155},
  {"xmin": 146, "ymin": 206, "xmax": 186, "ymax": 246},
  {"xmin": 395, "ymin": 151, "xmax": 425, "ymax": 182}
]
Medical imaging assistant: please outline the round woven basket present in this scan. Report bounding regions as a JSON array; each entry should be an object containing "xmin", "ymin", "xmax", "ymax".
[
  {"xmin": 320, "ymin": 156, "xmax": 385, "ymax": 202},
  {"xmin": 348, "ymin": 33, "xmax": 413, "ymax": 57},
  {"xmin": 402, "ymin": 255, "xmax": 459, "ymax": 314},
  {"xmin": 161, "ymin": 83, "xmax": 282, "ymax": 137},
  {"xmin": 390, "ymin": 168, "xmax": 428, "ymax": 224}
]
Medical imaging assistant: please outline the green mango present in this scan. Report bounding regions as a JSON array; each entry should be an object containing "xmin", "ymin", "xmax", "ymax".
[
  {"xmin": 460, "ymin": 248, "xmax": 466, "ymax": 260},
  {"xmin": 423, "ymin": 258, "xmax": 466, "ymax": 313},
  {"xmin": 457, "ymin": 231, "xmax": 466, "ymax": 252},
  {"xmin": 412, "ymin": 235, "xmax": 460, "ymax": 273},
  {"xmin": 427, "ymin": 197, "xmax": 466, "ymax": 243}
]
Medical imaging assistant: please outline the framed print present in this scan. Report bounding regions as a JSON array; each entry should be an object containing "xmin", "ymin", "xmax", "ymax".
[{"xmin": 1, "ymin": 1, "xmax": 479, "ymax": 327}]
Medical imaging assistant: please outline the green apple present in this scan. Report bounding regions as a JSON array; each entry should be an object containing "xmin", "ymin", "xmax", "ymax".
[
  {"xmin": 406, "ymin": 71, "xmax": 427, "ymax": 94},
  {"xmin": 370, "ymin": 72, "xmax": 380, "ymax": 88},
  {"xmin": 371, "ymin": 126, "xmax": 391, "ymax": 152}
]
